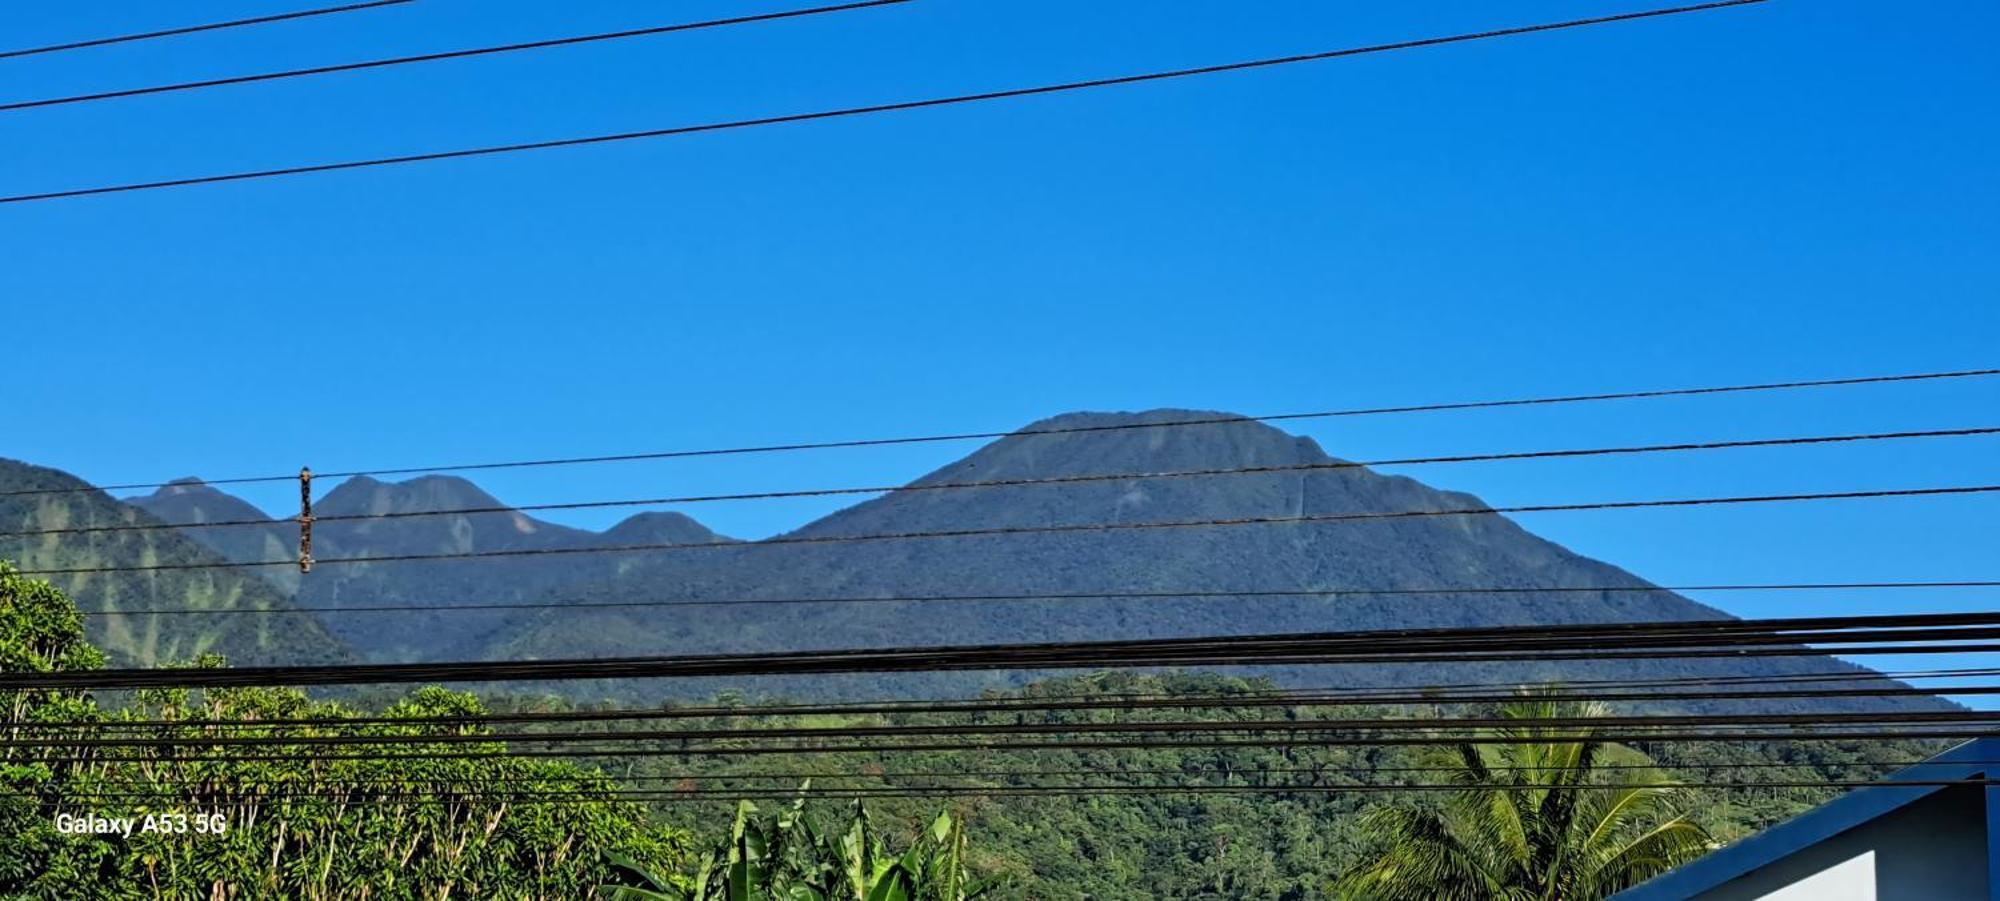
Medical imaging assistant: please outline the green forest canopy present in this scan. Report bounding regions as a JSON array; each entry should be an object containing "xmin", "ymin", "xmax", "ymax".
[{"xmin": 0, "ymin": 562, "xmax": 1944, "ymax": 899}]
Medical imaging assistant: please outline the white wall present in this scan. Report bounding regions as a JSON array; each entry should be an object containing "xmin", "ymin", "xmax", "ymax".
[
  {"xmin": 1694, "ymin": 785, "xmax": 1987, "ymax": 901},
  {"xmin": 1753, "ymin": 850, "xmax": 1874, "ymax": 901}
]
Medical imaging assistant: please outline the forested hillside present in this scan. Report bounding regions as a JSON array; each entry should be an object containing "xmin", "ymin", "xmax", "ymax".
[
  {"xmin": 0, "ymin": 460, "xmax": 348, "ymax": 667},
  {"xmin": 510, "ymin": 670, "xmax": 1944, "ymax": 898}
]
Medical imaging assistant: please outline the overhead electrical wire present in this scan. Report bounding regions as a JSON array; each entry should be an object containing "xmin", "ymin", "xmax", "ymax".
[
  {"xmin": 81, "ymin": 579, "xmax": 2000, "ymax": 618},
  {"xmin": 11, "ymin": 423, "xmax": 1996, "ymax": 543},
  {"xmin": 26, "ymin": 661, "xmax": 2000, "ymax": 732},
  {"xmin": 10, "ymin": 610, "xmax": 2000, "ymax": 691},
  {"xmin": 62, "ymin": 642, "xmax": 2000, "ymax": 690},
  {"xmin": 0, "ymin": 0, "xmax": 912, "ymax": 114},
  {"xmin": 1290, "ymin": 664, "xmax": 2000, "ymax": 692},
  {"xmin": 15, "ymin": 640, "xmax": 2000, "ymax": 693},
  {"xmin": 0, "ymin": 0, "xmax": 1772, "ymax": 204},
  {"xmin": 14, "ymin": 710, "xmax": 2000, "ymax": 753},
  {"xmin": 26, "ymin": 680, "xmax": 2000, "ymax": 734},
  {"xmin": 11, "ymin": 482, "xmax": 1998, "ymax": 579},
  {"xmin": 3, "ymin": 365, "xmax": 1990, "ymax": 502},
  {"xmin": 253, "ymin": 778, "xmax": 2000, "ymax": 803},
  {"xmin": 14, "ymin": 729, "xmax": 1997, "ymax": 767},
  {"xmin": 21, "ymin": 632, "xmax": 2000, "ymax": 692},
  {"xmin": 23, "ymin": 668, "xmax": 1998, "ymax": 764},
  {"xmin": 0, "ymin": 1, "xmax": 415, "ymax": 61},
  {"xmin": 20, "ymin": 779, "xmax": 2000, "ymax": 806},
  {"xmin": 24, "ymin": 611, "xmax": 2000, "ymax": 728},
  {"xmin": 57, "ymin": 759, "xmax": 1986, "ymax": 790}
]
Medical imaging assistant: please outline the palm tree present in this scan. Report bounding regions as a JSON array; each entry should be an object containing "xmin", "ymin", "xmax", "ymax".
[{"xmin": 1334, "ymin": 691, "xmax": 1715, "ymax": 900}]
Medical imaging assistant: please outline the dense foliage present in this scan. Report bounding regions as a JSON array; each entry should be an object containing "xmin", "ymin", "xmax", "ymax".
[
  {"xmin": 584, "ymin": 671, "xmax": 1938, "ymax": 899},
  {"xmin": 0, "ymin": 563, "xmax": 686, "ymax": 899}
]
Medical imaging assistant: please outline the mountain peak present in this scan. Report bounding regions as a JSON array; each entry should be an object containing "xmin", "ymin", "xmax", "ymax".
[
  {"xmin": 599, "ymin": 511, "xmax": 735, "ymax": 547},
  {"xmin": 133, "ymin": 477, "xmax": 221, "ymax": 501},
  {"xmin": 1016, "ymin": 407, "xmax": 1247, "ymax": 428},
  {"xmin": 128, "ymin": 476, "xmax": 276, "ymax": 522},
  {"xmin": 921, "ymin": 408, "xmax": 1335, "ymax": 486},
  {"xmin": 316, "ymin": 473, "xmax": 506, "ymax": 517}
]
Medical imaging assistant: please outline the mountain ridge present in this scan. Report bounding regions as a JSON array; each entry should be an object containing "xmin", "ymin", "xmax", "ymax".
[
  {"xmin": 37, "ymin": 409, "xmax": 1944, "ymax": 712},
  {"xmin": 130, "ymin": 469, "xmax": 742, "ymax": 659},
  {"xmin": 0, "ymin": 459, "xmax": 349, "ymax": 667}
]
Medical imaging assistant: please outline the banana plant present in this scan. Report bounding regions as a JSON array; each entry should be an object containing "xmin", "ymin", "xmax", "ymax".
[
  {"xmin": 599, "ymin": 852, "xmax": 684, "ymax": 901},
  {"xmin": 598, "ymin": 797, "xmax": 1001, "ymax": 901}
]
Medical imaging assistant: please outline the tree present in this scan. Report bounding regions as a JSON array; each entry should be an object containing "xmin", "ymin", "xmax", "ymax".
[
  {"xmin": 1333, "ymin": 691, "xmax": 1715, "ymax": 900},
  {"xmin": 0, "ymin": 561, "xmax": 690, "ymax": 899},
  {"xmin": 0, "ymin": 562, "xmax": 113, "ymax": 891}
]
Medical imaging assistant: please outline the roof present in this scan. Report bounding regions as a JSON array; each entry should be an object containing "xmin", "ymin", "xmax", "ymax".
[{"xmin": 1612, "ymin": 736, "xmax": 2000, "ymax": 900}]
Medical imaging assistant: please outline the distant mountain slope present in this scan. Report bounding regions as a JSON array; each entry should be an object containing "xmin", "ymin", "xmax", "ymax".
[
  {"xmin": 134, "ymin": 473, "xmax": 738, "ymax": 660},
  {"xmin": 475, "ymin": 411, "xmax": 1929, "ymax": 709},
  {"xmin": 594, "ymin": 511, "xmax": 728, "ymax": 548},
  {"xmin": 493, "ymin": 409, "xmax": 1718, "ymax": 648},
  {"xmin": 0, "ymin": 460, "xmax": 348, "ymax": 667},
  {"xmin": 129, "ymin": 478, "xmax": 300, "ymax": 592},
  {"xmin": 101, "ymin": 411, "xmax": 1941, "ymax": 712}
]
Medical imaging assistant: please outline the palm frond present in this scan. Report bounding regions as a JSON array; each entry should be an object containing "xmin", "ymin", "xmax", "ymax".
[{"xmin": 1584, "ymin": 817, "xmax": 1717, "ymax": 896}]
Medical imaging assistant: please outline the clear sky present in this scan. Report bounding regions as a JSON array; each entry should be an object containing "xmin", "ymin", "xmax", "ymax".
[{"xmin": 1, "ymin": 1, "xmax": 1995, "ymax": 678}]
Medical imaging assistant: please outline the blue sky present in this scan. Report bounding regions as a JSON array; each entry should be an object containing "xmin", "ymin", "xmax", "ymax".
[{"xmin": 1, "ymin": 1, "xmax": 1995, "ymax": 677}]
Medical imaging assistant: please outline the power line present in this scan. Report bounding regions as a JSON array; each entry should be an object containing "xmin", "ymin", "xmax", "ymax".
[
  {"xmin": 1309, "ymin": 664, "xmax": 2000, "ymax": 692},
  {"xmin": 28, "ymin": 609, "xmax": 2000, "ymax": 728},
  {"xmin": 0, "ymin": 0, "xmax": 1769, "ymax": 204},
  {"xmin": 28, "ymin": 681, "xmax": 2000, "ymax": 734},
  {"xmin": 4, "ymin": 365, "xmax": 1991, "ymax": 501},
  {"xmin": 59, "ymin": 644, "xmax": 1984, "ymax": 691},
  {"xmin": 0, "ymin": 0, "xmax": 912, "ymax": 113},
  {"xmin": 30, "ymin": 662, "xmax": 1999, "ymax": 732},
  {"xmin": 0, "ymin": 1, "xmax": 415, "ymax": 61},
  {"xmin": 16, "ymin": 423, "xmax": 1996, "ymax": 542},
  {"xmin": 1191, "ymin": 664, "xmax": 2000, "ymax": 696},
  {"xmin": 35, "ymin": 668, "xmax": 2000, "ymax": 760},
  {"xmin": 14, "ymin": 730, "xmax": 1992, "ymax": 767},
  {"xmin": 58, "ymin": 759, "xmax": 1978, "ymax": 789},
  {"xmin": 14, "ymin": 482, "xmax": 1998, "ymax": 578},
  {"xmin": 15, "ymin": 635, "xmax": 2000, "ymax": 693},
  {"xmin": 83, "ymin": 580, "xmax": 2000, "ymax": 618},
  {"xmin": 16, "ymin": 711, "xmax": 2000, "ymax": 752},
  {"xmin": 17, "ymin": 779, "xmax": 2000, "ymax": 806},
  {"xmin": 11, "ymin": 610, "xmax": 2000, "ymax": 690}
]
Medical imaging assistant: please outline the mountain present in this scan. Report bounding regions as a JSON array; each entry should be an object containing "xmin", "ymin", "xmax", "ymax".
[
  {"xmin": 470, "ymin": 410, "xmax": 1928, "ymax": 708},
  {"xmin": 128, "ymin": 478, "xmax": 301, "ymax": 593},
  {"xmin": 103, "ymin": 410, "xmax": 1939, "ymax": 710},
  {"xmin": 594, "ymin": 511, "xmax": 729, "ymax": 547},
  {"xmin": 133, "ymin": 473, "xmax": 740, "ymax": 660},
  {"xmin": 491, "ymin": 408, "xmax": 1714, "ymax": 653},
  {"xmin": 313, "ymin": 475, "xmax": 595, "ymax": 553},
  {"xmin": 0, "ymin": 459, "xmax": 349, "ymax": 667}
]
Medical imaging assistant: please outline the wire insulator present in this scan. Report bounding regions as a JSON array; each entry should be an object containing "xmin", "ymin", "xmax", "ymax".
[{"xmin": 298, "ymin": 467, "xmax": 314, "ymax": 574}]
